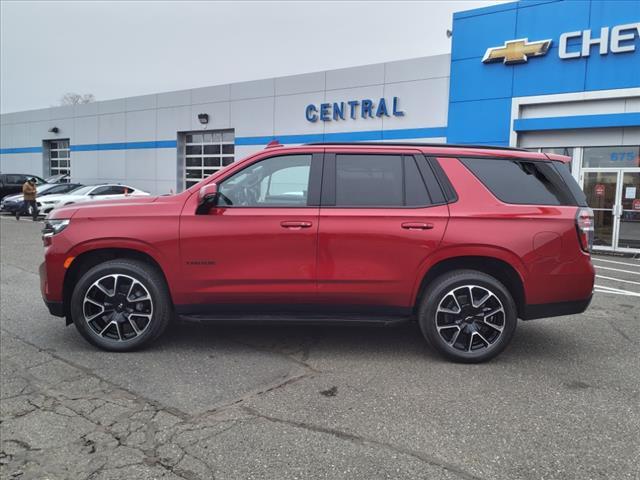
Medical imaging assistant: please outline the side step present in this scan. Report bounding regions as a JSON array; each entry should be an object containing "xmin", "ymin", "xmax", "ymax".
[{"xmin": 178, "ymin": 313, "xmax": 413, "ymax": 327}]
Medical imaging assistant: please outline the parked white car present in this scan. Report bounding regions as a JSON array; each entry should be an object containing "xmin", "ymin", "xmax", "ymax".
[{"xmin": 37, "ymin": 184, "xmax": 150, "ymax": 214}]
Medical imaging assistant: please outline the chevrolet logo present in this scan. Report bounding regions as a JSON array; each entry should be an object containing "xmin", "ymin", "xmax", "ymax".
[{"xmin": 482, "ymin": 38, "xmax": 552, "ymax": 64}]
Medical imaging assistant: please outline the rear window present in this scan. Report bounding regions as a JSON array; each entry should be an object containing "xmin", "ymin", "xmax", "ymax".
[
  {"xmin": 461, "ymin": 157, "xmax": 578, "ymax": 206},
  {"xmin": 552, "ymin": 162, "xmax": 587, "ymax": 206}
]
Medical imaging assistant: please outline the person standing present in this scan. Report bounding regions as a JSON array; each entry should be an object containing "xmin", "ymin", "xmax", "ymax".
[{"xmin": 16, "ymin": 177, "xmax": 38, "ymax": 221}]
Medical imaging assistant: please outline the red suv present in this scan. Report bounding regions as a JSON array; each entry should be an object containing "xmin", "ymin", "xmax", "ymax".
[{"xmin": 40, "ymin": 143, "xmax": 595, "ymax": 362}]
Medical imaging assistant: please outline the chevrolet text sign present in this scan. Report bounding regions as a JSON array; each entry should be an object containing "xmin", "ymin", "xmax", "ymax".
[{"xmin": 483, "ymin": 22, "xmax": 640, "ymax": 65}]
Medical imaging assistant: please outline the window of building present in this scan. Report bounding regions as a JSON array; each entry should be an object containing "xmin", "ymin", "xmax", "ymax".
[
  {"xmin": 218, "ymin": 154, "xmax": 311, "ymax": 207},
  {"xmin": 461, "ymin": 157, "xmax": 577, "ymax": 206},
  {"xmin": 48, "ymin": 140, "xmax": 70, "ymax": 180},
  {"xmin": 541, "ymin": 147, "xmax": 574, "ymax": 157},
  {"xmin": 582, "ymin": 146, "xmax": 640, "ymax": 168},
  {"xmin": 183, "ymin": 130, "xmax": 234, "ymax": 189}
]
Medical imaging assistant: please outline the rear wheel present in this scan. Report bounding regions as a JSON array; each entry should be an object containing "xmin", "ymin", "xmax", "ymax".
[
  {"xmin": 70, "ymin": 259, "xmax": 172, "ymax": 351},
  {"xmin": 418, "ymin": 270, "xmax": 517, "ymax": 363}
]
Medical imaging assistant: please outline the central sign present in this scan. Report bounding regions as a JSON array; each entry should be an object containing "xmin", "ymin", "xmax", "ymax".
[{"xmin": 305, "ymin": 97, "xmax": 404, "ymax": 122}]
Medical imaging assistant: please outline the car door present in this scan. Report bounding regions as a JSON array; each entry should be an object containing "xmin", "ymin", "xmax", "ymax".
[
  {"xmin": 317, "ymin": 151, "xmax": 449, "ymax": 311},
  {"xmin": 5, "ymin": 175, "xmax": 28, "ymax": 197},
  {"xmin": 178, "ymin": 152, "xmax": 322, "ymax": 309}
]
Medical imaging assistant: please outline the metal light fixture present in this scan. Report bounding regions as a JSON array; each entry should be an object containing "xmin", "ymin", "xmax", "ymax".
[
  {"xmin": 197, "ymin": 113, "xmax": 209, "ymax": 125},
  {"xmin": 48, "ymin": 126, "xmax": 59, "ymax": 133}
]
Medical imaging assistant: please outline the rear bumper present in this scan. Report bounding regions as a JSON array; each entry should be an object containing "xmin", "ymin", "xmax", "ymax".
[
  {"xmin": 520, "ymin": 295, "xmax": 592, "ymax": 320},
  {"xmin": 44, "ymin": 300, "xmax": 65, "ymax": 317}
]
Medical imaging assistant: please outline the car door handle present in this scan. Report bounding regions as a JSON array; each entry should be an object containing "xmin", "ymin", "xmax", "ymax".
[
  {"xmin": 281, "ymin": 221, "xmax": 313, "ymax": 229},
  {"xmin": 401, "ymin": 222, "xmax": 434, "ymax": 230}
]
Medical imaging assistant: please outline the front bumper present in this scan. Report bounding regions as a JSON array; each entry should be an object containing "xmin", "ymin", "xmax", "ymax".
[
  {"xmin": 520, "ymin": 295, "xmax": 593, "ymax": 320},
  {"xmin": 39, "ymin": 260, "xmax": 66, "ymax": 318},
  {"xmin": 1, "ymin": 201, "xmax": 21, "ymax": 213},
  {"xmin": 38, "ymin": 204, "xmax": 57, "ymax": 214}
]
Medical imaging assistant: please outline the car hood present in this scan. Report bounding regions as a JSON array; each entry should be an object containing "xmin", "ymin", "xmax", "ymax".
[
  {"xmin": 2, "ymin": 194, "xmax": 21, "ymax": 202},
  {"xmin": 49, "ymin": 195, "xmax": 160, "ymax": 219},
  {"xmin": 38, "ymin": 193, "xmax": 81, "ymax": 203}
]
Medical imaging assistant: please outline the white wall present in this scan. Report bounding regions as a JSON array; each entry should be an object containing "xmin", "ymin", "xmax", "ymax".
[{"xmin": 1, "ymin": 54, "xmax": 451, "ymax": 194}]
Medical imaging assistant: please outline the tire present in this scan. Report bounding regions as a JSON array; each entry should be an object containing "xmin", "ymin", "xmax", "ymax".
[
  {"xmin": 418, "ymin": 270, "xmax": 517, "ymax": 363},
  {"xmin": 70, "ymin": 259, "xmax": 172, "ymax": 351}
]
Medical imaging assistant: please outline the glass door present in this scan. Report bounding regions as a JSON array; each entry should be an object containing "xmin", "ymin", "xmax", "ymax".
[
  {"xmin": 582, "ymin": 170, "xmax": 640, "ymax": 252},
  {"xmin": 617, "ymin": 171, "xmax": 640, "ymax": 251},
  {"xmin": 583, "ymin": 171, "xmax": 618, "ymax": 249}
]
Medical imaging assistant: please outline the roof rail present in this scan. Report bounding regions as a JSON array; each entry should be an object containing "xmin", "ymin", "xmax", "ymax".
[
  {"xmin": 305, "ymin": 142, "xmax": 526, "ymax": 151},
  {"xmin": 265, "ymin": 140, "xmax": 283, "ymax": 149}
]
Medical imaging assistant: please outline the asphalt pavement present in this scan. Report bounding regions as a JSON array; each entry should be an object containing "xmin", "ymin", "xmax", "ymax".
[{"xmin": 1, "ymin": 214, "xmax": 639, "ymax": 480}]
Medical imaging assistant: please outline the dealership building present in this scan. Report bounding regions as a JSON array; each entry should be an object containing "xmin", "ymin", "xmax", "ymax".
[{"xmin": 1, "ymin": 0, "xmax": 639, "ymax": 252}]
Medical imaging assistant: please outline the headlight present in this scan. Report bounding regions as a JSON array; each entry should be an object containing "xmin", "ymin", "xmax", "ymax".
[{"xmin": 42, "ymin": 219, "xmax": 70, "ymax": 237}]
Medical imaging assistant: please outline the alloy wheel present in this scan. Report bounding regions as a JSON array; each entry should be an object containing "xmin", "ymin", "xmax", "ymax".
[
  {"xmin": 83, "ymin": 274, "xmax": 153, "ymax": 342},
  {"xmin": 435, "ymin": 285, "xmax": 505, "ymax": 353}
]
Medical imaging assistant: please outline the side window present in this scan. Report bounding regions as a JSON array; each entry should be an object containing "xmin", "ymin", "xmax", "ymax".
[
  {"xmin": 335, "ymin": 155, "xmax": 404, "ymax": 207},
  {"xmin": 109, "ymin": 186, "xmax": 128, "ymax": 195},
  {"xmin": 404, "ymin": 156, "xmax": 431, "ymax": 206},
  {"xmin": 461, "ymin": 157, "xmax": 576, "ymax": 206},
  {"xmin": 7, "ymin": 175, "xmax": 26, "ymax": 184},
  {"xmin": 90, "ymin": 186, "xmax": 111, "ymax": 196},
  {"xmin": 218, "ymin": 154, "xmax": 312, "ymax": 207}
]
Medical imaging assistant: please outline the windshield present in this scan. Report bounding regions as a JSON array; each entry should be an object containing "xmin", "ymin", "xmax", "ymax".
[
  {"xmin": 45, "ymin": 173, "xmax": 68, "ymax": 183},
  {"xmin": 65, "ymin": 185, "xmax": 85, "ymax": 194},
  {"xmin": 36, "ymin": 184, "xmax": 57, "ymax": 194}
]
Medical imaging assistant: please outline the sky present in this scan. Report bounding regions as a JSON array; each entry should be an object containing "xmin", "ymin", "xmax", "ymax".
[{"xmin": 1, "ymin": 0, "xmax": 506, "ymax": 114}]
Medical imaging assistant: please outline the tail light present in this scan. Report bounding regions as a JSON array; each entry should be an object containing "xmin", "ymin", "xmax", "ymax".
[{"xmin": 576, "ymin": 207, "xmax": 594, "ymax": 253}]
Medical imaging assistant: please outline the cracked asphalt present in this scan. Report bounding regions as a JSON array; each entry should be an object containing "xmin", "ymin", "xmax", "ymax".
[{"xmin": 1, "ymin": 216, "xmax": 639, "ymax": 480}]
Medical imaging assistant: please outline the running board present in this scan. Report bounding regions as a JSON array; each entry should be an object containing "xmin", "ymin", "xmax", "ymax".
[{"xmin": 178, "ymin": 313, "xmax": 413, "ymax": 327}]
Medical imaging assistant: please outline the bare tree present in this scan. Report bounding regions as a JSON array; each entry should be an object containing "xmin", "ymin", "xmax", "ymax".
[{"xmin": 60, "ymin": 93, "xmax": 95, "ymax": 105}]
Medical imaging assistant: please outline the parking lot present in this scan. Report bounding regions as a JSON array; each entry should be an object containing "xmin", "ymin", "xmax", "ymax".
[{"xmin": 1, "ymin": 215, "xmax": 639, "ymax": 480}]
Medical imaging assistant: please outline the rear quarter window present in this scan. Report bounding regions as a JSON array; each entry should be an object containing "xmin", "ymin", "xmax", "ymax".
[
  {"xmin": 461, "ymin": 157, "xmax": 577, "ymax": 206},
  {"xmin": 552, "ymin": 162, "xmax": 587, "ymax": 206}
]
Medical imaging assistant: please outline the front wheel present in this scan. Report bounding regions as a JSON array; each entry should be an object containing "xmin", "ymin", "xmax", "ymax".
[
  {"xmin": 418, "ymin": 270, "xmax": 517, "ymax": 363},
  {"xmin": 70, "ymin": 259, "xmax": 172, "ymax": 351}
]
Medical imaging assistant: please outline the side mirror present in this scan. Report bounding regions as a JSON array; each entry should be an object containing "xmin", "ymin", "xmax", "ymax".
[{"xmin": 198, "ymin": 183, "xmax": 218, "ymax": 206}]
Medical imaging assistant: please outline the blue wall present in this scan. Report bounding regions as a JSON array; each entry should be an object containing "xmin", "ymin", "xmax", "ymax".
[{"xmin": 447, "ymin": 0, "xmax": 640, "ymax": 145}]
